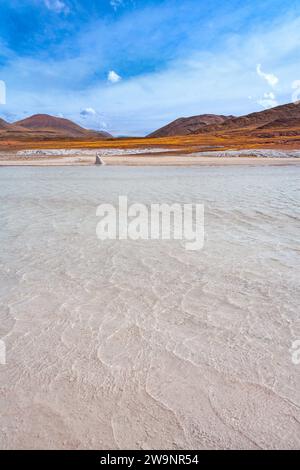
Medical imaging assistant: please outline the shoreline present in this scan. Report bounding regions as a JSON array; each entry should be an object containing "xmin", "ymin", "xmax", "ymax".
[{"xmin": 1, "ymin": 155, "xmax": 300, "ymax": 166}]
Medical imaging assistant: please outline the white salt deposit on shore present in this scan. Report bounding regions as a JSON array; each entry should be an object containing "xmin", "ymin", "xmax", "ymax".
[
  {"xmin": 16, "ymin": 147, "xmax": 181, "ymax": 157},
  {"xmin": 15, "ymin": 148, "xmax": 300, "ymax": 158},
  {"xmin": 192, "ymin": 149, "xmax": 300, "ymax": 158}
]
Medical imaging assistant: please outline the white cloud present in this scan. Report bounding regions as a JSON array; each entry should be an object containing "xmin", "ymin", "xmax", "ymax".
[
  {"xmin": 3, "ymin": 12, "xmax": 300, "ymax": 135},
  {"xmin": 257, "ymin": 91, "xmax": 278, "ymax": 109},
  {"xmin": 256, "ymin": 64, "xmax": 279, "ymax": 87},
  {"xmin": 257, "ymin": 98, "xmax": 278, "ymax": 109},
  {"xmin": 44, "ymin": 0, "xmax": 69, "ymax": 14},
  {"xmin": 107, "ymin": 70, "xmax": 122, "ymax": 83},
  {"xmin": 0, "ymin": 80, "xmax": 6, "ymax": 105},
  {"xmin": 292, "ymin": 80, "xmax": 300, "ymax": 104},
  {"xmin": 264, "ymin": 92, "xmax": 275, "ymax": 99},
  {"xmin": 80, "ymin": 107, "xmax": 96, "ymax": 116},
  {"xmin": 110, "ymin": 0, "xmax": 123, "ymax": 11}
]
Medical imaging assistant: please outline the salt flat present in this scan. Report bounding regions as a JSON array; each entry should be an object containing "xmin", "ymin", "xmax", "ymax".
[{"xmin": 0, "ymin": 166, "xmax": 299, "ymax": 449}]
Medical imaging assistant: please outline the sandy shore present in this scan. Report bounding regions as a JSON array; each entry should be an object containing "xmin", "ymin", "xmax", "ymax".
[{"xmin": 1, "ymin": 154, "xmax": 300, "ymax": 166}]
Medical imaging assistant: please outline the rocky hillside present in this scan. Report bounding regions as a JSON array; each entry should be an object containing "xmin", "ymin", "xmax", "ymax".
[
  {"xmin": 149, "ymin": 102, "xmax": 300, "ymax": 137},
  {"xmin": 148, "ymin": 114, "xmax": 234, "ymax": 137}
]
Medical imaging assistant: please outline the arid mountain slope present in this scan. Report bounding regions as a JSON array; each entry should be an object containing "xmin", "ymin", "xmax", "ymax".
[
  {"xmin": 0, "ymin": 118, "xmax": 9, "ymax": 129},
  {"xmin": 0, "ymin": 117, "xmax": 31, "ymax": 133},
  {"xmin": 194, "ymin": 102, "xmax": 300, "ymax": 135},
  {"xmin": 1, "ymin": 103, "xmax": 300, "ymax": 150},
  {"xmin": 0, "ymin": 113, "xmax": 112, "ymax": 146},
  {"xmin": 150, "ymin": 102, "xmax": 300, "ymax": 138},
  {"xmin": 148, "ymin": 114, "xmax": 234, "ymax": 137},
  {"xmin": 14, "ymin": 114, "xmax": 111, "ymax": 139}
]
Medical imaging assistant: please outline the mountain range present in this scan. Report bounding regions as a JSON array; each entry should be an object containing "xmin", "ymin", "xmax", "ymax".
[
  {"xmin": 1, "ymin": 102, "xmax": 300, "ymax": 147},
  {"xmin": 148, "ymin": 114, "xmax": 235, "ymax": 137},
  {"xmin": 0, "ymin": 114, "xmax": 112, "ymax": 140},
  {"xmin": 148, "ymin": 102, "xmax": 300, "ymax": 138}
]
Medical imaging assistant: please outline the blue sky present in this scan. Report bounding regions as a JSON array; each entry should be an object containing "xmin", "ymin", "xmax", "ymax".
[{"xmin": 0, "ymin": 0, "xmax": 300, "ymax": 135}]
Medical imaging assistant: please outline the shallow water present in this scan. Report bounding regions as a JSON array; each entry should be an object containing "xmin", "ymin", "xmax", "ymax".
[{"xmin": 0, "ymin": 165, "xmax": 299, "ymax": 449}]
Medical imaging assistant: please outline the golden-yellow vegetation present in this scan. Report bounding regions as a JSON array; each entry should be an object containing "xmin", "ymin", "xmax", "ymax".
[{"xmin": 1, "ymin": 127, "xmax": 300, "ymax": 151}]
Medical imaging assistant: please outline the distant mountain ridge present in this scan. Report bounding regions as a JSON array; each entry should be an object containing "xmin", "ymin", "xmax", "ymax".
[
  {"xmin": 148, "ymin": 114, "xmax": 234, "ymax": 137},
  {"xmin": 0, "ymin": 117, "xmax": 12, "ymax": 130},
  {"xmin": 148, "ymin": 102, "xmax": 300, "ymax": 137},
  {"xmin": 0, "ymin": 113, "xmax": 112, "ymax": 140},
  {"xmin": 2, "ymin": 103, "xmax": 300, "ymax": 145}
]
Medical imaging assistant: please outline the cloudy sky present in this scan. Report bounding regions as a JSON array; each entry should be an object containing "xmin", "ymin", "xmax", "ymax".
[{"xmin": 0, "ymin": 0, "xmax": 300, "ymax": 135}]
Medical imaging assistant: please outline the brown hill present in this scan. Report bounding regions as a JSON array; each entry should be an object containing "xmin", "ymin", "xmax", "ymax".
[
  {"xmin": 256, "ymin": 116, "xmax": 300, "ymax": 129},
  {"xmin": 0, "ymin": 117, "xmax": 12, "ymax": 130},
  {"xmin": 190, "ymin": 103, "xmax": 299, "ymax": 135},
  {"xmin": 0, "ymin": 117, "xmax": 32, "ymax": 133},
  {"xmin": 148, "ymin": 114, "xmax": 234, "ymax": 137},
  {"xmin": 149, "ymin": 102, "xmax": 300, "ymax": 138},
  {"xmin": 196, "ymin": 102, "xmax": 300, "ymax": 134},
  {"xmin": 14, "ymin": 114, "xmax": 111, "ymax": 139}
]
